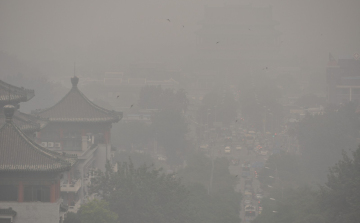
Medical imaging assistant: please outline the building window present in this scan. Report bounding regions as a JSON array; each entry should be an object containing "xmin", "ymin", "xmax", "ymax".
[
  {"xmin": 24, "ymin": 186, "xmax": 50, "ymax": 202},
  {"xmin": 0, "ymin": 185, "xmax": 18, "ymax": 201}
]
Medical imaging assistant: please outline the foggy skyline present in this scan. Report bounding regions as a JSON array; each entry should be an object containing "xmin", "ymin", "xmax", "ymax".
[{"xmin": 1, "ymin": 0, "xmax": 360, "ymax": 77}]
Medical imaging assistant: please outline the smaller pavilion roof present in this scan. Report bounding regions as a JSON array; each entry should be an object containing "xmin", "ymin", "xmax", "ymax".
[
  {"xmin": 0, "ymin": 110, "xmax": 46, "ymax": 133},
  {"xmin": 36, "ymin": 76, "xmax": 122, "ymax": 123},
  {"xmin": 0, "ymin": 105, "xmax": 75, "ymax": 173},
  {"xmin": 0, "ymin": 208, "xmax": 17, "ymax": 217},
  {"xmin": 0, "ymin": 80, "xmax": 35, "ymax": 103}
]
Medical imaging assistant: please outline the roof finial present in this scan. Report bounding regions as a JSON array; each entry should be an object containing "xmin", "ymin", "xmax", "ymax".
[
  {"xmin": 71, "ymin": 76, "xmax": 79, "ymax": 87},
  {"xmin": 4, "ymin": 105, "xmax": 15, "ymax": 122}
]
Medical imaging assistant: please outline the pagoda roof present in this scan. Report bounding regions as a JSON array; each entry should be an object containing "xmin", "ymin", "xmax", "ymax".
[
  {"xmin": 36, "ymin": 77, "xmax": 122, "ymax": 123},
  {"xmin": 0, "ymin": 110, "xmax": 45, "ymax": 133},
  {"xmin": 0, "ymin": 80, "xmax": 35, "ymax": 103},
  {"xmin": 0, "ymin": 105, "xmax": 75, "ymax": 173},
  {"xmin": 0, "ymin": 208, "xmax": 17, "ymax": 217}
]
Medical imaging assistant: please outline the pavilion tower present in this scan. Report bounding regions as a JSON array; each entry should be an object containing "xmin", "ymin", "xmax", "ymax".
[{"xmin": 0, "ymin": 105, "xmax": 76, "ymax": 223}]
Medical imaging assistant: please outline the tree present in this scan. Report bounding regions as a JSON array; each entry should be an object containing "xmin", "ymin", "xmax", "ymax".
[
  {"xmin": 253, "ymin": 144, "xmax": 360, "ymax": 223},
  {"xmin": 257, "ymin": 151, "xmax": 306, "ymax": 191},
  {"xmin": 63, "ymin": 212, "xmax": 81, "ymax": 223},
  {"xmin": 90, "ymin": 161, "xmax": 192, "ymax": 223},
  {"xmin": 79, "ymin": 199, "xmax": 118, "ymax": 223},
  {"xmin": 252, "ymin": 187, "xmax": 322, "ymax": 223},
  {"xmin": 178, "ymin": 151, "xmax": 241, "ymax": 223},
  {"xmin": 297, "ymin": 103, "xmax": 359, "ymax": 182},
  {"xmin": 319, "ymin": 146, "xmax": 360, "ymax": 223},
  {"xmin": 178, "ymin": 151, "xmax": 237, "ymax": 193}
]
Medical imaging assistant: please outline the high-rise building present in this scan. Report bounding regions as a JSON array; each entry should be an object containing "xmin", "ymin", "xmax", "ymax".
[{"xmin": 326, "ymin": 54, "xmax": 360, "ymax": 104}]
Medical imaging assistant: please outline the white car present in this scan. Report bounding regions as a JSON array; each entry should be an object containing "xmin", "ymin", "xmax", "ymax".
[
  {"xmin": 256, "ymin": 194, "xmax": 263, "ymax": 200},
  {"xmin": 236, "ymin": 146, "xmax": 242, "ymax": 150},
  {"xmin": 157, "ymin": 155, "xmax": 167, "ymax": 161},
  {"xmin": 224, "ymin": 146, "xmax": 231, "ymax": 153}
]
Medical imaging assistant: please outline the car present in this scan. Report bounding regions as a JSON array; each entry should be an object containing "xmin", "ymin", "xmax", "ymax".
[
  {"xmin": 224, "ymin": 146, "xmax": 231, "ymax": 153},
  {"xmin": 236, "ymin": 146, "xmax": 242, "ymax": 150},
  {"xmin": 244, "ymin": 190, "xmax": 252, "ymax": 196},
  {"xmin": 199, "ymin": 144, "xmax": 209, "ymax": 150},
  {"xmin": 260, "ymin": 150, "xmax": 268, "ymax": 156},
  {"xmin": 256, "ymin": 194, "xmax": 263, "ymax": 200},
  {"xmin": 157, "ymin": 155, "xmax": 167, "ymax": 161},
  {"xmin": 244, "ymin": 200, "xmax": 251, "ymax": 205}
]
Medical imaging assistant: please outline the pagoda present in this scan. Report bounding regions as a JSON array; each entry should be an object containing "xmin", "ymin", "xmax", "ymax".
[
  {"xmin": 0, "ymin": 80, "xmax": 34, "ymax": 108},
  {"xmin": 34, "ymin": 76, "xmax": 122, "ymax": 210},
  {"xmin": 0, "ymin": 105, "xmax": 76, "ymax": 223},
  {"xmin": 0, "ymin": 80, "xmax": 43, "ymax": 138}
]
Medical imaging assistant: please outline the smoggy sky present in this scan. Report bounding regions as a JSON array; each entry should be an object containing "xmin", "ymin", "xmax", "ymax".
[{"xmin": 1, "ymin": 0, "xmax": 359, "ymax": 76}]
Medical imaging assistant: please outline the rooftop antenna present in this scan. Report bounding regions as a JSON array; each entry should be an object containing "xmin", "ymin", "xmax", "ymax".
[{"xmin": 74, "ymin": 62, "xmax": 76, "ymax": 77}]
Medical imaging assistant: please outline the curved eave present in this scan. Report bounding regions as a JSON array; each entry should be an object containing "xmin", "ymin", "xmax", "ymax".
[
  {"xmin": 0, "ymin": 165, "xmax": 71, "ymax": 173},
  {"xmin": 19, "ymin": 125, "xmax": 41, "ymax": 133},
  {"xmin": 0, "ymin": 121, "xmax": 75, "ymax": 172},
  {"xmin": 47, "ymin": 112, "xmax": 123, "ymax": 123}
]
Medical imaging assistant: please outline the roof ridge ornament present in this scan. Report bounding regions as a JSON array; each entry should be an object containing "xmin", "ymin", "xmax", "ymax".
[
  {"xmin": 4, "ymin": 104, "xmax": 15, "ymax": 123},
  {"xmin": 71, "ymin": 76, "xmax": 79, "ymax": 87}
]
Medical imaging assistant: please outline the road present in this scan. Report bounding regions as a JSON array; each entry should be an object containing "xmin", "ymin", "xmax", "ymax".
[{"xmin": 210, "ymin": 144, "xmax": 267, "ymax": 222}]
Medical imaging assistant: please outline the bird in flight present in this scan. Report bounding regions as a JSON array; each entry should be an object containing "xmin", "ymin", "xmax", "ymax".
[
  {"xmin": 235, "ymin": 120, "xmax": 238, "ymax": 122},
  {"xmin": 248, "ymin": 28, "xmax": 251, "ymax": 31},
  {"xmin": 167, "ymin": 19, "xmax": 170, "ymax": 22},
  {"xmin": 183, "ymin": 25, "xmax": 184, "ymax": 28},
  {"xmin": 130, "ymin": 104, "xmax": 133, "ymax": 108},
  {"xmin": 117, "ymin": 95, "xmax": 119, "ymax": 98},
  {"xmin": 216, "ymin": 41, "xmax": 220, "ymax": 44}
]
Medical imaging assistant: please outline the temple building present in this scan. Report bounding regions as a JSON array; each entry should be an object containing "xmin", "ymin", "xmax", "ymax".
[
  {"xmin": 34, "ymin": 76, "xmax": 122, "ymax": 211},
  {"xmin": 0, "ymin": 80, "xmax": 44, "ymax": 138},
  {"xmin": 0, "ymin": 105, "xmax": 76, "ymax": 223},
  {"xmin": 0, "ymin": 80, "xmax": 35, "ymax": 108}
]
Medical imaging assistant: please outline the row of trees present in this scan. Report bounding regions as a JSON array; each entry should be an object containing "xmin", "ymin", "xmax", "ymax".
[
  {"xmin": 65, "ymin": 150, "xmax": 241, "ymax": 223},
  {"xmin": 112, "ymin": 109, "xmax": 188, "ymax": 165},
  {"xmin": 297, "ymin": 102, "xmax": 360, "ymax": 183},
  {"xmin": 253, "ymin": 146, "xmax": 360, "ymax": 223}
]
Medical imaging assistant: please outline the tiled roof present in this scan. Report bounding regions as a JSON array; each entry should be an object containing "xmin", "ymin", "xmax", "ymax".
[
  {"xmin": 0, "ymin": 105, "xmax": 75, "ymax": 172},
  {"xmin": 0, "ymin": 110, "xmax": 43, "ymax": 133},
  {"xmin": 0, "ymin": 208, "xmax": 17, "ymax": 217},
  {"xmin": 36, "ymin": 77, "xmax": 122, "ymax": 123},
  {"xmin": 0, "ymin": 80, "xmax": 35, "ymax": 103}
]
